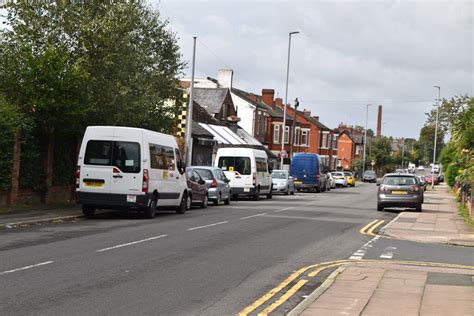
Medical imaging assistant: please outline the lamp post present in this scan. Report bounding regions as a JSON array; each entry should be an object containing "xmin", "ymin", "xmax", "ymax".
[
  {"xmin": 290, "ymin": 97, "xmax": 299, "ymax": 158},
  {"xmin": 362, "ymin": 104, "xmax": 371, "ymax": 176},
  {"xmin": 185, "ymin": 37, "xmax": 197, "ymax": 167},
  {"xmin": 432, "ymin": 85, "xmax": 441, "ymax": 189},
  {"xmin": 280, "ymin": 31, "xmax": 299, "ymax": 168}
]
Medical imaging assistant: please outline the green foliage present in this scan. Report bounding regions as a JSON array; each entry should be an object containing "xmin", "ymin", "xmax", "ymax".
[
  {"xmin": 425, "ymin": 95, "xmax": 471, "ymax": 133},
  {"xmin": 445, "ymin": 164, "xmax": 461, "ymax": 188},
  {"xmin": 0, "ymin": 96, "xmax": 22, "ymax": 190},
  {"xmin": 450, "ymin": 98, "xmax": 473, "ymax": 152},
  {"xmin": 440, "ymin": 142, "xmax": 458, "ymax": 170},
  {"xmin": 417, "ymin": 124, "xmax": 445, "ymax": 163}
]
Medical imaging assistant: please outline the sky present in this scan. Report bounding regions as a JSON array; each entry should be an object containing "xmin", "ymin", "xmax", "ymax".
[{"xmin": 154, "ymin": 0, "xmax": 473, "ymax": 139}]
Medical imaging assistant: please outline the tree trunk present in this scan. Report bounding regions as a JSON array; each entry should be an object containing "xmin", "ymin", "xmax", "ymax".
[
  {"xmin": 43, "ymin": 128, "xmax": 55, "ymax": 204},
  {"xmin": 8, "ymin": 129, "xmax": 21, "ymax": 205}
]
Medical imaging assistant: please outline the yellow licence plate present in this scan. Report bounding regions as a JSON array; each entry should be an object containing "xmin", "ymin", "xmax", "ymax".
[
  {"xmin": 294, "ymin": 181, "xmax": 302, "ymax": 184},
  {"xmin": 84, "ymin": 182, "xmax": 104, "ymax": 187},
  {"xmin": 392, "ymin": 190, "xmax": 407, "ymax": 195}
]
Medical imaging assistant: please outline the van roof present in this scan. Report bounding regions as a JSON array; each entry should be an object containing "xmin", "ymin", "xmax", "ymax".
[
  {"xmin": 84, "ymin": 126, "xmax": 177, "ymax": 147},
  {"xmin": 216, "ymin": 147, "xmax": 268, "ymax": 158}
]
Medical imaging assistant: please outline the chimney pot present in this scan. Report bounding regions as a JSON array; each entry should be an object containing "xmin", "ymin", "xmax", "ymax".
[
  {"xmin": 217, "ymin": 69, "xmax": 233, "ymax": 88},
  {"xmin": 262, "ymin": 89, "xmax": 275, "ymax": 107}
]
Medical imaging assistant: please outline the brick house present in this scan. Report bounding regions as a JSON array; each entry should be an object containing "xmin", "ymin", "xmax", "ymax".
[{"xmin": 336, "ymin": 126, "xmax": 364, "ymax": 170}]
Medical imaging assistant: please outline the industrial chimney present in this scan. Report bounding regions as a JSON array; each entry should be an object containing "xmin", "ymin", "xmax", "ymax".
[{"xmin": 376, "ymin": 105, "xmax": 383, "ymax": 138}]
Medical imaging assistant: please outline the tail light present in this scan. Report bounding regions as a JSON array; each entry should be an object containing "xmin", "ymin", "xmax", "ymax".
[
  {"xmin": 75, "ymin": 166, "xmax": 80, "ymax": 189},
  {"xmin": 211, "ymin": 179, "xmax": 217, "ymax": 188},
  {"xmin": 252, "ymin": 172, "xmax": 256, "ymax": 186},
  {"xmin": 409, "ymin": 185, "xmax": 419, "ymax": 192},
  {"xmin": 113, "ymin": 167, "xmax": 121, "ymax": 174},
  {"xmin": 316, "ymin": 174, "xmax": 320, "ymax": 180},
  {"xmin": 142, "ymin": 169, "xmax": 149, "ymax": 193},
  {"xmin": 380, "ymin": 185, "xmax": 390, "ymax": 192}
]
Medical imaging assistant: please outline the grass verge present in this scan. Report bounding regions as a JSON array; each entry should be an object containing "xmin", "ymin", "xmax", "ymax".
[{"xmin": 458, "ymin": 204, "xmax": 474, "ymax": 228}]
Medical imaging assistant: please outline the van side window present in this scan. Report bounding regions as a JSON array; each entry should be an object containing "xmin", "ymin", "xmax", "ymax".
[
  {"xmin": 149, "ymin": 144, "xmax": 175, "ymax": 170},
  {"xmin": 84, "ymin": 140, "xmax": 140, "ymax": 173},
  {"xmin": 218, "ymin": 157, "xmax": 251, "ymax": 175},
  {"xmin": 256, "ymin": 158, "xmax": 268, "ymax": 172}
]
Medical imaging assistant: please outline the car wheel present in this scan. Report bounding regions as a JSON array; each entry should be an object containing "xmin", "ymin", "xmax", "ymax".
[
  {"xmin": 290, "ymin": 189, "xmax": 295, "ymax": 195},
  {"xmin": 416, "ymin": 204, "xmax": 422, "ymax": 212},
  {"xmin": 285, "ymin": 186, "xmax": 290, "ymax": 195},
  {"xmin": 253, "ymin": 188, "xmax": 260, "ymax": 201},
  {"xmin": 377, "ymin": 203, "xmax": 384, "ymax": 212},
  {"xmin": 144, "ymin": 197, "xmax": 157, "ymax": 219},
  {"xmin": 224, "ymin": 192, "xmax": 231, "ymax": 205},
  {"xmin": 176, "ymin": 193, "xmax": 187, "ymax": 214},
  {"xmin": 82, "ymin": 205, "xmax": 95, "ymax": 218},
  {"xmin": 214, "ymin": 193, "xmax": 221, "ymax": 206},
  {"xmin": 201, "ymin": 194, "xmax": 208, "ymax": 208}
]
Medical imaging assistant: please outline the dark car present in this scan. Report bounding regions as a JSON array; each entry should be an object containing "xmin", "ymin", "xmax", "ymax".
[
  {"xmin": 185, "ymin": 168, "xmax": 209, "ymax": 208},
  {"xmin": 362, "ymin": 170, "xmax": 377, "ymax": 183},
  {"xmin": 424, "ymin": 175, "xmax": 439, "ymax": 185},
  {"xmin": 377, "ymin": 173, "xmax": 422, "ymax": 212}
]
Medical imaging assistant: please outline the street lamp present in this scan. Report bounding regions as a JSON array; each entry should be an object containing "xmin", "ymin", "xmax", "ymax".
[
  {"xmin": 281, "ymin": 31, "xmax": 299, "ymax": 168},
  {"xmin": 362, "ymin": 104, "xmax": 371, "ymax": 176},
  {"xmin": 432, "ymin": 85, "xmax": 441, "ymax": 189}
]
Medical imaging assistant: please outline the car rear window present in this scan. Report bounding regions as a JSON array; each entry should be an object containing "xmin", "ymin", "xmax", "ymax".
[
  {"xmin": 272, "ymin": 171, "xmax": 287, "ymax": 179},
  {"xmin": 84, "ymin": 140, "xmax": 141, "ymax": 173},
  {"xmin": 195, "ymin": 169, "xmax": 214, "ymax": 180},
  {"xmin": 382, "ymin": 176, "xmax": 416, "ymax": 185},
  {"xmin": 344, "ymin": 172, "xmax": 352, "ymax": 176},
  {"xmin": 218, "ymin": 157, "xmax": 251, "ymax": 175}
]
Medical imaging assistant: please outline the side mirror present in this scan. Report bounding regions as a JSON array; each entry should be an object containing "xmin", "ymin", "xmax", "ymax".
[
  {"xmin": 177, "ymin": 161, "xmax": 185, "ymax": 175},
  {"xmin": 199, "ymin": 179, "xmax": 206, "ymax": 185},
  {"xmin": 268, "ymin": 168, "xmax": 273, "ymax": 174}
]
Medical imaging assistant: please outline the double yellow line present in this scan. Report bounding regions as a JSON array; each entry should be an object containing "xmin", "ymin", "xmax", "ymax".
[
  {"xmin": 359, "ymin": 219, "xmax": 385, "ymax": 236},
  {"xmin": 238, "ymin": 259, "xmax": 474, "ymax": 316}
]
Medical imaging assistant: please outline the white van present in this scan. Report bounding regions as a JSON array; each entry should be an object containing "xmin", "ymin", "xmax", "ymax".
[
  {"xmin": 215, "ymin": 147, "xmax": 272, "ymax": 200},
  {"xmin": 75, "ymin": 126, "xmax": 189, "ymax": 218}
]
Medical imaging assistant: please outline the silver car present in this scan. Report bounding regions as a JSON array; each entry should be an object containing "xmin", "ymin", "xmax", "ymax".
[
  {"xmin": 377, "ymin": 173, "xmax": 422, "ymax": 212},
  {"xmin": 271, "ymin": 170, "xmax": 295, "ymax": 195},
  {"xmin": 189, "ymin": 166, "xmax": 231, "ymax": 206}
]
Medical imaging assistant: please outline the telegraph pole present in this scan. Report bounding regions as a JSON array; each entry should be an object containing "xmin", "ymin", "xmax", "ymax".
[{"xmin": 185, "ymin": 37, "xmax": 197, "ymax": 167}]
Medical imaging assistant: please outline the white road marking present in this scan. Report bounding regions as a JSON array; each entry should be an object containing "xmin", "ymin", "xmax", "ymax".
[
  {"xmin": 96, "ymin": 235, "xmax": 167, "ymax": 252},
  {"xmin": 275, "ymin": 207, "xmax": 294, "ymax": 212},
  {"xmin": 0, "ymin": 261, "xmax": 53, "ymax": 276},
  {"xmin": 349, "ymin": 236, "xmax": 380, "ymax": 260},
  {"xmin": 240, "ymin": 213, "xmax": 267, "ymax": 220},
  {"xmin": 380, "ymin": 246, "xmax": 397, "ymax": 259},
  {"xmin": 187, "ymin": 221, "xmax": 228, "ymax": 231}
]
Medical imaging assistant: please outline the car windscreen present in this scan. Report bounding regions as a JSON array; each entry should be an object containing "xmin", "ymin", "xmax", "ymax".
[
  {"xmin": 364, "ymin": 171, "xmax": 376, "ymax": 176},
  {"xmin": 382, "ymin": 176, "xmax": 416, "ymax": 186},
  {"xmin": 332, "ymin": 172, "xmax": 343, "ymax": 177},
  {"xmin": 272, "ymin": 171, "xmax": 287, "ymax": 179},
  {"xmin": 84, "ymin": 140, "xmax": 141, "ymax": 173},
  {"xmin": 343, "ymin": 172, "xmax": 352, "ymax": 176},
  {"xmin": 195, "ymin": 169, "xmax": 214, "ymax": 180},
  {"xmin": 218, "ymin": 156, "xmax": 251, "ymax": 175}
]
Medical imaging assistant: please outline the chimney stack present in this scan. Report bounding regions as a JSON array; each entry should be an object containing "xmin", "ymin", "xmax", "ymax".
[
  {"xmin": 302, "ymin": 109, "xmax": 311, "ymax": 117},
  {"xmin": 275, "ymin": 98, "xmax": 283, "ymax": 108},
  {"xmin": 217, "ymin": 69, "xmax": 233, "ymax": 88},
  {"xmin": 376, "ymin": 105, "xmax": 383, "ymax": 138},
  {"xmin": 261, "ymin": 89, "xmax": 275, "ymax": 107}
]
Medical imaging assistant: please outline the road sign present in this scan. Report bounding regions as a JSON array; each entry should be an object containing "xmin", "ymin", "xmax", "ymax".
[{"xmin": 371, "ymin": 160, "xmax": 375, "ymax": 166}]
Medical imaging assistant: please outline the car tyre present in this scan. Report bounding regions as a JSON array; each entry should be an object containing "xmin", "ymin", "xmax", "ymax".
[
  {"xmin": 214, "ymin": 194, "xmax": 221, "ymax": 206},
  {"xmin": 267, "ymin": 187, "xmax": 273, "ymax": 199},
  {"xmin": 285, "ymin": 186, "xmax": 290, "ymax": 195},
  {"xmin": 416, "ymin": 204, "xmax": 422, "ymax": 212},
  {"xmin": 377, "ymin": 203, "xmax": 384, "ymax": 212},
  {"xmin": 82, "ymin": 205, "xmax": 95, "ymax": 218},
  {"xmin": 176, "ymin": 193, "xmax": 188, "ymax": 214},
  {"xmin": 144, "ymin": 197, "xmax": 157, "ymax": 219},
  {"xmin": 290, "ymin": 189, "xmax": 295, "ymax": 195},
  {"xmin": 253, "ymin": 188, "xmax": 260, "ymax": 201},
  {"xmin": 201, "ymin": 194, "xmax": 208, "ymax": 208}
]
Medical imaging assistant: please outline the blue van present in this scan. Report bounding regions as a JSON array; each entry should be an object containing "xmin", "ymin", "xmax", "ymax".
[{"xmin": 290, "ymin": 153, "xmax": 325, "ymax": 192}]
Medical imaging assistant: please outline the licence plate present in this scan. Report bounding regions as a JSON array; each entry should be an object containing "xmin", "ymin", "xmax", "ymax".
[
  {"xmin": 244, "ymin": 188, "xmax": 250, "ymax": 192},
  {"xmin": 84, "ymin": 182, "xmax": 104, "ymax": 187},
  {"xmin": 127, "ymin": 195, "xmax": 137, "ymax": 203},
  {"xmin": 392, "ymin": 191, "xmax": 407, "ymax": 195},
  {"xmin": 294, "ymin": 181, "xmax": 302, "ymax": 184}
]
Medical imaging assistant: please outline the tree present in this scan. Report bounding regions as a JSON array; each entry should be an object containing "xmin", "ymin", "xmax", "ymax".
[
  {"xmin": 425, "ymin": 95, "xmax": 471, "ymax": 134},
  {"xmin": 417, "ymin": 124, "xmax": 445, "ymax": 164}
]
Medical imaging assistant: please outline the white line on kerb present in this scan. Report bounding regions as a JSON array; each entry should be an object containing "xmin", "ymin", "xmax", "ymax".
[
  {"xmin": 240, "ymin": 213, "xmax": 267, "ymax": 220},
  {"xmin": 349, "ymin": 235, "xmax": 380, "ymax": 260},
  {"xmin": 275, "ymin": 207, "xmax": 294, "ymax": 213},
  {"xmin": 96, "ymin": 235, "xmax": 167, "ymax": 252},
  {"xmin": 188, "ymin": 221, "xmax": 228, "ymax": 231},
  {"xmin": 380, "ymin": 246, "xmax": 397, "ymax": 259},
  {"xmin": 0, "ymin": 261, "xmax": 53, "ymax": 276}
]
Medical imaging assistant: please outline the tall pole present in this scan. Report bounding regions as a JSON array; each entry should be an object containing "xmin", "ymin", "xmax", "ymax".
[
  {"xmin": 281, "ymin": 31, "xmax": 299, "ymax": 168},
  {"xmin": 432, "ymin": 85, "xmax": 440, "ymax": 189},
  {"xmin": 185, "ymin": 37, "xmax": 197, "ymax": 167},
  {"xmin": 362, "ymin": 104, "xmax": 371, "ymax": 176}
]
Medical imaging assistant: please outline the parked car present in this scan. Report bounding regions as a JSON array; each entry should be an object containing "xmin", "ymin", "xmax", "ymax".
[
  {"xmin": 331, "ymin": 172, "xmax": 348, "ymax": 187},
  {"xmin": 188, "ymin": 166, "xmax": 231, "ymax": 206},
  {"xmin": 416, "ymin": 175, "xmax": 428, "ymax": 192},
  {"xmin": 271, "ymin": 170, "xmax": 295, "ymax": 195},
  {"xmin": 377, "ymin": 173, "xmax": 422, "ymax": 212},
  {"xmin": 431, "ymin": 164, "xmax": 440, "ymax": 173},
  {"xmin": 326, "ymin": 172, "xmax": 336, "ymax": 189},
  {"xmin": 424, "ymin": 175, "xmax": 439, "ymax": 185},
  {"xmin": 216, "ymin": 147, "xmax": 272, "ymax": 200},
  {"xmin": 417, "ymin": 166, "xmax": 425, "ymax": 171},
  {"xmin": 344, "ymin": 172, "xmax": 355, "ymax": 187},
  {"xmin": 362, "ymin": 170, "xmax": 377, "ymax": 183},
  {"xmin": 437, "ymin": 173, "xmax": 444, "ymax": 183},
  {"xmin": 75, "ymin": 126, "xmax": 188, "ymax": 219},
  {"xmin": 290, "ymin": 153, "xmax": 326, "ymax": 192},
  {"xmin": 185, "ymin": 168, "xmax": 209, "ymax": 208}
]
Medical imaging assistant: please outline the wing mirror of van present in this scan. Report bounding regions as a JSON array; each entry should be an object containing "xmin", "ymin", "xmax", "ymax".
[{"xmin": 177, "ymin": 161, "xmax": 185, "ymax": 175}]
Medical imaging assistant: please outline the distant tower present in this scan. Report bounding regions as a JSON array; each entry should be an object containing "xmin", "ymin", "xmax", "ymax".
[{"xmin": 376, "ymin": 105, "xmax": 383, "ymax": 138}]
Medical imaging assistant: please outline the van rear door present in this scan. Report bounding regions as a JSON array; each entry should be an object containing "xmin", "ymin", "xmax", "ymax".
[
  {"xmin": 218, "ymin": 156, "xmax": 253, "ymax": 191},
  {"xmin": 81, "ymin": 140, "xmax": 113, "ymax": 193},
  {"xmin": 108, "ymin": 141, "xmax": 142, "ymax": 196}
]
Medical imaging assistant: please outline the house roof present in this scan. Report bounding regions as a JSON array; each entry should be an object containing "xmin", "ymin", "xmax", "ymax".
[
  {"xmin": 339, "ymin": 130, "xmax": 364, "ymax": 144},
  {"xmin": 231, "ymin": 87, "xmax": 293, "ymax": 119},
  {"xmin": 198, "ymin": 123, "xmax": 262, "ymax": 146},
  {"xmin": 191, "ymin": 101, "xmax": 222, "ymax": 137},
  {"xmin": 193, "ymin": 88, "xmax": 229, "ymax": 115}
]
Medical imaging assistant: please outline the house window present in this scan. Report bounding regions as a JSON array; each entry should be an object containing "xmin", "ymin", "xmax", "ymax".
[
  {"xmin": 322, "ymin": 133, "xmax": 329, "ymax": 148},
  {"xmin": 273, "ymin": 125, "xmax": 280, "ymax": 143},
  {"xmin": 263, "ymin": 114, "xmax": 268, "ymax": 136},
  {"xmin": 256, "ymin": 112, "xmax": 261, "ymax": 136},
  {"xmin": 301, "ymin": 129, "xmax": 310, "ymax": 146},
  {"xmin": 294, "ymin": 127, "xmax": 300, "ymax": 145},
  {"xmin": 332, "ymin": 134, "xmax": 337, "ymax": 149},
  {"xmin": 284, "ymin": 126, "xmax": 290, "ymax": 144}
]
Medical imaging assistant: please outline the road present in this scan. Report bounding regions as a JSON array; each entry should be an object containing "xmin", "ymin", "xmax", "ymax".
[{"xmin": 0, "ymin": 182, "xmax": 472, "ymax": 315}]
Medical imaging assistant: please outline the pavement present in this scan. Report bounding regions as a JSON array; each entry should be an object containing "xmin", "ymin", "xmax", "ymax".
[
  {"xmin": 292, "ymin": 182, "xmax": 474, "ymax": 316},
  {"xmin": 0, "ymin": 206, "xmax": 82, "ymax": 228}
]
